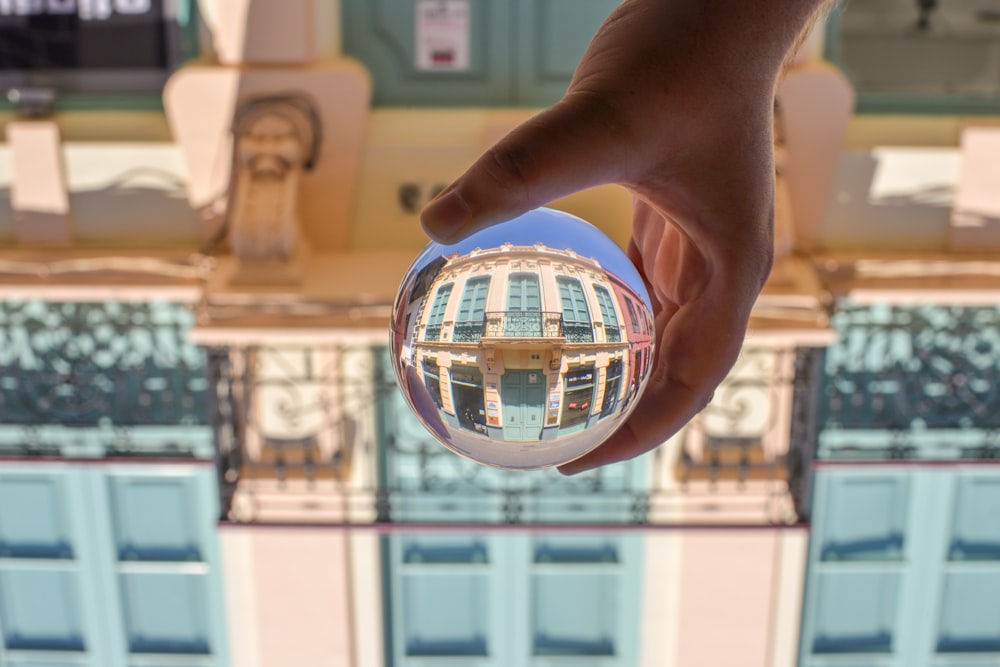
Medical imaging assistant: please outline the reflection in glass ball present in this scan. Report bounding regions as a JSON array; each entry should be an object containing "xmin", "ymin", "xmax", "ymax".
[{"xmin": 391, "ymin": 207, "xmax": 655, "ymax": 470}]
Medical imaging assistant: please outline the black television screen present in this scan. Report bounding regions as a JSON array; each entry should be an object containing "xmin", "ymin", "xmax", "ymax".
[{"xmin": 0, "ymin": 0, "xmax": 186, "ymax": 96}]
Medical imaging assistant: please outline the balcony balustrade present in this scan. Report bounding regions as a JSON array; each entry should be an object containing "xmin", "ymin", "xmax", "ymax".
[
  {"xmin": 452, "ymin": 320, "xmax": 485, "ymax": 342},
  {"xmin": 563, "ymin": 321, "xmax": 595, "ymax": 343},
  {"xmin": 424, "ymin": 323, "xmax": 442, "ymax": 341},
  {"xmin": 0, "ymin": 300, "xmax": 212, "ymax": 459},
  {"xmin": 482, "ymin": 311, "xmax": 564, "ymax": 340},
  {"xmin": 210, "ymin": 345, "xmax": 818, "ymax": 525},
  {"xmin": 817, "ymin": 304, "xmax": 1000, "ymax": 461},
  {"xmin": 604, "ymin": 324, "xmax": 622, "ymax": 343}
]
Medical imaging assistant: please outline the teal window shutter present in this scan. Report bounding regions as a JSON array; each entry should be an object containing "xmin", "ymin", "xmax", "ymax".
[
  {"xmin": 593, "ymin": 285, "xmax": 618, "ymax": 328},
  {"xmin": 507, "ymin": 273, "xmax": 541, "ymax": 312},
  {"xmin": 0, "ymin": 466, "xmax": 228, "ymax": 667},
  {"xmin": 424, "ymin": 283, "xmax": 453, "ymax": 341},
  {"xmin": 457, "ymin": 277, "xmax": 490, "ymax": 323},
  {"xmin": 385, "ymin": 533, "xmax": 643, "ymax": 667},
  {"xmin": 948, "ymin": 475, "xmax": 1000, "ymax": 561},
  {"xmin": 818, "ymin": 475, "xmax": 909, "ymax": 562},
  {"xmin": 557, "ymin": 277, "xmax": 590, "ymax": 324}
]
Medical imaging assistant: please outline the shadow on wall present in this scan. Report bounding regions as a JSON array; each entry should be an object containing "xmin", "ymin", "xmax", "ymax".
[
  {"xmin": 0, "ymin": 166, "xmax": 202, "ymax": 248},
  {"xmin": 820, "ymin": 148, "xmax": 958, "ymax": 251}
]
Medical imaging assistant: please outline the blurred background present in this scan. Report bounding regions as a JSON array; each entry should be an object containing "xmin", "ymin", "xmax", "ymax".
[{"xmin": 0, "ymin": 1, "xmax": 999, "ymax": 666}]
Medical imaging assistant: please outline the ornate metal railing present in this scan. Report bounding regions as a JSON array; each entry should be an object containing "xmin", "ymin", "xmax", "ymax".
[
  {"xmin": 604, "ymin": 324, "xmax": 622, "ymax": 343},
  {"xmin": 483, "ymin": 311, "xmax": 563, "ymax": 339},
  {"xmin": 210, "ymin": 345, "xmax": 357, "ymax": 518},
  {"xmin": 452, "ymin": 320, "xmax": 485, "ymax": 342},
  {"xmin": 0, "ymin": 300, "xmax": 212, "ymax": 458},
  {"xmin": 564, "ymin": 321, "xmax": 595, "ymax": 343},
  {"xmin": 817, "ymin": 304, "xmax": 1000, "ymax": 461},
  {"xmin": 215, "ymin": 345, "xmax": 813, "ymax": 526},
  {"xmin": 424, "ymin": 324, "xmax": 442, "ymax": 341}
]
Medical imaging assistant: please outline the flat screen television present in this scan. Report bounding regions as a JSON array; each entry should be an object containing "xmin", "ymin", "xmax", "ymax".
[{"xmin": 0, "ymin": 0, "xmax": 195, "ymax": 100}]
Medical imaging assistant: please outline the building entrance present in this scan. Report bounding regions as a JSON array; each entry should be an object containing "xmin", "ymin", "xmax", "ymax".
[{"xmin": 501, "ymin": 370, "xmax": 545, "ymax": 441}]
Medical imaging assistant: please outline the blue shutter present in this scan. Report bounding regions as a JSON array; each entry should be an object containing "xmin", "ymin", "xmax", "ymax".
[
  {"xmin": 0, "ymin": 465, "xmax": 227, "ymax": 667},
  {"xmin": 424, "ymin": 284, "xmax": 453, "ymax": 341},
  {"xmin": 593, "ymin": 285, "xmax": 618, "ymax": 328},
  {"xmin": 457, "ymin": 277, "xmax": 490, "ymax": 324},
  {"xmin": 385, "ymin": 533, "xmax": 642, "ymax": 667},
  {"xmin": 802, "ymin": 468, "xmax": 1000, "ymax": 667}
]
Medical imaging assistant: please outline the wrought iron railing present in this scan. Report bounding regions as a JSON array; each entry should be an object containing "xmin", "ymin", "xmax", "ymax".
[
  {"xmin": 483, "ymin": 311, "xmax": 564, "ymax": 339},
  {"xmin": 213, "ymin": 345, "xmax": 814, "ymax": 526},
  {"xmin": 424, "ymin": 324, "xmax": 442, "ymax": 341},
  {"xmin": 0, "ymin": 300, "xmax": 212, "ymax": 458},
  {"xmin": 210, "ymin": 345, "xmax": 359, "ymax": 521},
  {"xmin": 564, "ymin": 321, "xmax": 595, "ymax": 343},
  {"xmin": 453, "ymin": 320, "xmax": 485, "ymax": 342},
  {"xmin": 604, "ymin": 324, "xmax": 622, "ymax": 343},
  {"xmin": 817, "ymin": 303, "xmax": 1000, "ymax": 461}
]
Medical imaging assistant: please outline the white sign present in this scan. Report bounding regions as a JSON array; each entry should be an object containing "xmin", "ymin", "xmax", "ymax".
[{"xmin": 415, "ymin": 0, "xmax": 470, "ymax": 72}]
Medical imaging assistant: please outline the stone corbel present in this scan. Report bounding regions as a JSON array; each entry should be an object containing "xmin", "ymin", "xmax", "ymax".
[{"xmin": 227, "ymin": 95, "xmax": 321, "ymax": 285}]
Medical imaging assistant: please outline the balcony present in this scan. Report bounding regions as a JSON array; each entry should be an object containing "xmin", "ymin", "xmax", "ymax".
[
  {"xmin": 604, "ymin": 324, "xmax": 622, "ymax": 343},
  {"xmin": 563, "ymin": 321, "xmax": 595, "ymax": 343},
  {"xmin": 0, "ymin": 300, "xmax": 213, "ymax": 459},
  {"xmin": 424, "ymin": 323, "xmax": 442, "ymax": 341},
  {"xmin": 482, "ymin": 311, "xmax": 565, "ymax": 340},
  {"xmin": 453, "ymin": 320, "xmax": 485, "ymax": 342}
]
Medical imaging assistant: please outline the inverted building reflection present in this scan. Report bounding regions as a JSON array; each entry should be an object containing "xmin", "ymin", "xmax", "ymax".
[{"xmin": 398, "ymin": 242, "xmax": 653, "ymax": 445}]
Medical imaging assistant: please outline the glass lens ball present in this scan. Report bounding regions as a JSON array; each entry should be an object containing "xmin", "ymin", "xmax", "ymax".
[{"xmin": 391, "ymin": 207, "xmax": 655, "ymax": 470}]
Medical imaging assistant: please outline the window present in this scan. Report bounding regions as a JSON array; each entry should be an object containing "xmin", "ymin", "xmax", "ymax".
[
  {"xmin": 457, "ymin": 276, "xmax": 490, "ymax": 324},
  {"xmin": 625, "ymin": 298, "xmax": 640, "ymax": 334},
  {"xmin": 424, "ymin": 283, "xmax": 453, "ymax": 341},
  {"xmin": 561, "ymin": 366, "xmax": 595, "ymax": 433},
  {"xmin": 557, "ymin": 277, "xmax": 593, "ymax": 342},
  {"xmin": 0, "ymin": 0, "xmax": 199, "ymax": 107},
  {"xmin": 593, "ymin": 285, "xmax": 621, "ymax": 342},
  {"xmin": 827, "ymin": 1, "xmax": 1000, "ymax": 113}
]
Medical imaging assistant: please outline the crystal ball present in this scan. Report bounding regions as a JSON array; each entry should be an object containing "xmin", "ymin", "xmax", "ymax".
[{"xmin": 390, "ymin": 207, "xmax": 655, "ymax": 470}]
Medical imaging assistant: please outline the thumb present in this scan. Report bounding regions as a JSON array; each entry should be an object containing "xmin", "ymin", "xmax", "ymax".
[{"xmin": 420, "ymin": 96, "xmax": 632, "ymax": 243}]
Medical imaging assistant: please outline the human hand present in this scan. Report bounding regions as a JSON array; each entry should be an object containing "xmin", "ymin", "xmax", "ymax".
[{"xmin": 421, "ymin": 0, "xmax": 829, "ymax": 473}]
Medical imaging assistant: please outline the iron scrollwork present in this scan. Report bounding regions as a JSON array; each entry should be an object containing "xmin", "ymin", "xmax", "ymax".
[
  {"xmin": 818, "ymin": 304, "xmax": 1000, "ymax": 460},
  {"xmin": 0, "ymin": 300, "xmax": 210, "ymax": 457}
]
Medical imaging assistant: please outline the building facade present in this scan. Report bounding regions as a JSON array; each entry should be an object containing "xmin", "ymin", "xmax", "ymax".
[
  {"xmin": 408, "ymin": 243, "xmax": 644, "ymax": 443},
  {"xmin": 1, "ymin": 1, "xmax": 999, "ymax": 666}
]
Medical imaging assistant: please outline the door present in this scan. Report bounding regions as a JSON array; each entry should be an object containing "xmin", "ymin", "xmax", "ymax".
[{"xmin": 501, "ymin": 370, "xmax": 545, "ymax": 441}]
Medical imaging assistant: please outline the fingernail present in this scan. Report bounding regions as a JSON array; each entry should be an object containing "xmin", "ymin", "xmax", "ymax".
[
  {"xmin": 557, "ymin": 462, "xmax": 586, "ymax": 476},
  {"xmin": 421, "ymin": 189, "xmax": 471, "ymax": 242}
]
